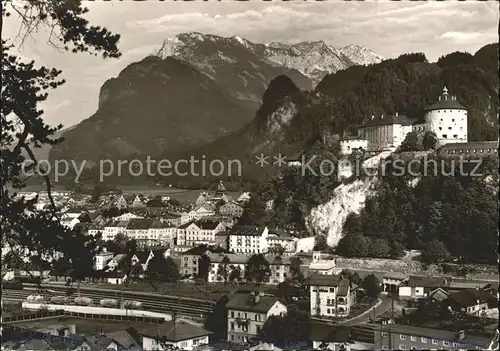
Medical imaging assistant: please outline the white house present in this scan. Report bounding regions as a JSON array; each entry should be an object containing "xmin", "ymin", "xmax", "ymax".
[
  {"xmin": 308, "ymin": 252, "xmax": 342, "ymax": 275},
  {"xmin": 266, "ymin": 234, "xmax": 297, "ymax": 253},
  {"xmin": 135, "ymin": 320, "xmax": 211, "ymax": 351},
  {"xmin": 358, "ymin": 112, "xmax": 414, "ymax": 152},
  {"xmin": 208, "ymin": 253, "xmax": 248, "ymax": 283},
  {"xmin": 102, "ymin": 220, "xmax": 129, "ymax": 241},
  {"xmin": 237, "ymin": 192, "xmax": 251, "ymax": 204},
  {"xmin": 226, "ymin": 292, "xmax": 288, "ymax": 344},
  {"xmin": 94, "ymin": 248, "xmax": 114, "ymax": 271},
  {"xmin": 114, "ymin": 212, "xmax": 143, "ymax": 221},
  {"xmin": 340, "ymin": 136, "xmax": 369, "ymax": 155},
  {"xmin": 309, "ymin": 274, "xmax": 356, "ymax": 318},
  {"xmin": 187, "ymin": 205, "xmax": 215, "ymax": 221},
  {"xmin": 229, "ymin": 226, "xmax": 269, "ymax": 254}
]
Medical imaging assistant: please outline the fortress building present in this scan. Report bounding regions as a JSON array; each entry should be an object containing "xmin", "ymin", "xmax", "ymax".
[{"xmin": 340, "ymin": 87, "xmax": 469, "ymax": 155}]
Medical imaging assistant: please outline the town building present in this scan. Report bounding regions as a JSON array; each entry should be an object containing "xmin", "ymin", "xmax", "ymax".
[
  {"xmin": 219, "ymin": 201, "xmax": 244, "ymax": 217},
  {"xmin": 266, "ymin": 232, "xmax": 297, "ymax": 253},
  {"xmin": 308, "ymin": 274, "xmax": 357, "ymax": 318},
  {"xmin": 382, "ymin": 272, "xmax": 408, "ymax": 294},
  {"xmin": 228, "ymin": 226, "xmax": 269, "ymax": 254},
  {"xmin": 102, "ymin": 220, "xmax": 129, "ymax": 241},
  {"xmin": 226, "ymin": 292, "xmax": 288, "ymax": 344},
  {"xmin": 132, "ymin": 321, "xmax": 212, "ymax": 350},
  {"xmin": 437, "ymin": 140, "xmax": 498, "ymax": 156},
  {"xmin": 180, "ymin": 246, "xmax": 230, "ymax": 277},
  {"xmin": 446, "ymin": 289, "xmax": 491, "ymax": 316},
  {"xmin": 340, "ymin": 136, "xmax": 369, "ymax": 155},
  {"xmin": 176, "ymin": 220, "xmax": 225, "ymax": 247},
  {"xmin": 93, "ymin": 248, "xmax": 114, "ymax": 271},
  {"xmin": 371, "ymin": 323, "xmax": 492, "ymax": 350},
  {"xmin": 214, "ymin": 231, "xmax": 230, "ymax": 250},
  {"xmin": 207, "ymin": 253, "xmax": 247, "ymax": 283}
]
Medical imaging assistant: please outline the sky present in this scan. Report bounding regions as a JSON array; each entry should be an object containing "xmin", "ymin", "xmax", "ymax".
[{"xmin": 3, "ymin": 0, "xmax": 498, "ymax": 129}]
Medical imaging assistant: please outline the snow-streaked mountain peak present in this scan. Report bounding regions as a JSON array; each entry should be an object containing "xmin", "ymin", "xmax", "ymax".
[{"xmin": 155, "ymin": 33, "xmax": 383, "ymax": 85}]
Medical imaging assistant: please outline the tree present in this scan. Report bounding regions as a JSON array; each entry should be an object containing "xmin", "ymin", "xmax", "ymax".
[
  {"xmin": 268, "ymin": 244, "xmax": 285, "ymax": 257},
  {"xmin": 228, "ymin": 266, "xmax": 242, "ymax": 283},
  {"xmin": 1, "ymin": 0, "xmax": 120, "ymax": 288},
  {"xmin": 289, "ymin": 256, "xmax": 303, "ymax": 283},
  {"xmin": 245, "ymin": 254, "xmax": 270, "ymax": 285},
  {"xmin": 398, "ymin": 131, "xmax": 421, "ymax": 152},
  {"xmin": 147, "ymin": 196, "xmax": 165, "ymax": 207},
  {"xmin": 421, "ymin": 239, "xmax": 451, "ymax": 264},
  {"xmin": 204, "ymin": 295, "xmax": 229, "ymax": 342},
  {"xmin": 216, "ymin": 256, "xmax": 230, "ymax": 283},
  {"xmin": 145, "ymin": 255, "xmax": 180, "ymax": 284},
  {"xmin": 259, "ymin": 306, "xmax": 311, "ymax": 345},
  {"xmin": 362, "ymin": 274, "xmax": 382, "ymax": 299},
  {"xmin": 341, "ymin": 269, "xmax": 362, "ymax": 285},
  {"xmin": 313, "ymin": 235, "xmax": 329, "ymax": 251},
  {"xmin": 422, "ymin": 131, "xmax": 438, "ymax": 150},
  {"xmin": 197, "ymin": 254, "xmax": 210, "ymax": 282}
]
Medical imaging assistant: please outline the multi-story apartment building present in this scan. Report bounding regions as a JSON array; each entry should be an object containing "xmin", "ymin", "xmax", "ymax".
[
  {"xmin": 226, "ymin": 292, "xmax": 288, "ymax": 344},
  {"xmin": 187, "ymin": 205, "xmax": 215, "ymax": 221},
  {"xmin": 93, "ymin": 248, "xmax": 114, "ymax": 271},
  {"xmin": 102, "ymin": 220, "xmax": 129, "ymax": 241},
  {"xmin": 207, "ymin": 254, "xmax": 291, "ymax": 285},
  {"xmin": 207, "ymin": 253, "xmax": 247, "ymax": 283},
  {"xmin": 219, "ymin": 201, "xmax": 244, "ymax": 217},
  {"xmin": 309, "ymin": 274, "xmax": 356, "ymax": 318},
  {"xmin": 176, "ymin": 220, "xmax": 225, "ymax": 246},
  {"xmin": 228, "ymin": 226, "xmax": 269, "ymax": 254},
  {"xmin": 371, "ymin": 323, "xmax": 492, "ymax": 350},
  {"xmin": 266, "ymin": 233, "xmax": 297, "ymax": 253},
  {"xmin": 180, "ymin": 246, "xmax": 230, "ymax": 277}
]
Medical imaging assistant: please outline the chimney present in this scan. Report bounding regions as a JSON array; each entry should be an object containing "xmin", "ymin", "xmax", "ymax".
[
  {"xmin": 254, "ymin": 291, "xmax": 260, "ymax": 303},
  {"xmin": 102, "ymin": 247, "xmax": 107, "ymax": 253},
  {"xmin": 395, "ymin": 112, "xmax": 398, "ymax": 117},
  {"xmin": 458, "ymin": 330, "xmax": 465, "ymax": 340}
]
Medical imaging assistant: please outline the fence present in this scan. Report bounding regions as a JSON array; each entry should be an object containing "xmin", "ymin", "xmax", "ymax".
[{"xmin": 3, "ymin": 309, "xmax": 165, "ymax": 324}]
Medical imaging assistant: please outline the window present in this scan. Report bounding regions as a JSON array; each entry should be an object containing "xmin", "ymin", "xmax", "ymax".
[
  {"xmin": 382, "ymin": 346, "xmax": 388, "ymax": 350},
  {"xmin": 400, "ymin": 334, "xmax": 406, "ymax": 340},
  {"xmin": 399, "ymin": 345, "xmax": 406, "ymax": 350},
  {"xmin": 410, "ymin": 336, "xmax": 417, "ymax": 341},
  {"xmin": 410, "ymin": 347, "xmax": 416, "ymax": 350},
  {"xmin": 421, "ymin": 337, "xmax": 427, "ymax": 343},
  {"xmin": 443, "ymin": 341, "xmax": 449, "ymax": 346},
  {"xmin": 432, "ymin": 339, "xmax": 438, "ymax": 345},
  {"xmin": 382, "ymin": 332, "xmax": 388, "ymax": 337},
  {"xmin": 442, "ymin": 134, "xmax": 448, "ymax": 139},
  {"xmin": 453, "ymin": 342, "xmax": 458, "ymax": 347},
  {"xmin": 230, "ymin": 322, "xmax": 235, "ymax": 331},
  {"xmin": 231, "ymin": 311, "xmax": 234, "ymax": 318}
]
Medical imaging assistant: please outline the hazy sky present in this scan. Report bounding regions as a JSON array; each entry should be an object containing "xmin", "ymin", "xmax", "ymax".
[{"xmin": 3, "ymin": 0, "xmax": 498, "ymax": 128}]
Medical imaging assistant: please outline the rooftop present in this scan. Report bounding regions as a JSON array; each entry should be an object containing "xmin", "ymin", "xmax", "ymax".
[
  {"xmin": 130, "ymin": 321, "xmax": 211, "ymax": 342},
  {"xmin": 226, "ymin": 293, "xmax": 283, "ymax": 313},
  {"xmin": 307, "ymin": 274, "xmax": 342, "ymax": 287},
  {"xmin": 425, "ymin": 87, "xmax": 467, "ymax": 111},
  {"xmin": 361, "ymin": 113, "xmax": 415, "ymax": 128}
]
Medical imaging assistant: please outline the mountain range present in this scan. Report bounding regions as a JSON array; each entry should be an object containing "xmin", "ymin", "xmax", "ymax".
[{"xmin": 49, "ymin": 33, "xmax": 382, "ymax": 164}]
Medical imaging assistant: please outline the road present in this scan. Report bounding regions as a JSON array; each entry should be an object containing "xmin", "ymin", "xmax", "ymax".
[{"xmin": 338, "ymin": 295, "xmax": 393, "ymax": 326}]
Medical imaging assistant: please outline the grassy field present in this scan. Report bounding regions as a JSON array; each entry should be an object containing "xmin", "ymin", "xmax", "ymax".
[{"xmin": 10, "ymin": 317, "xmax": 160, "ymax": 335}]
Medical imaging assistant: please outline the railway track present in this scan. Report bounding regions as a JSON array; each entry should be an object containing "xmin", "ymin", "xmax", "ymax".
[{"xmin": 3, "ymin": 287, "xmax": 214, "ymax": 319}]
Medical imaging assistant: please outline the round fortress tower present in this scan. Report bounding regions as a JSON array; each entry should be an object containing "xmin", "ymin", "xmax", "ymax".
[{"xmin": 424, "ymin": 87, "xmax": 468, "ymax": 144}]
